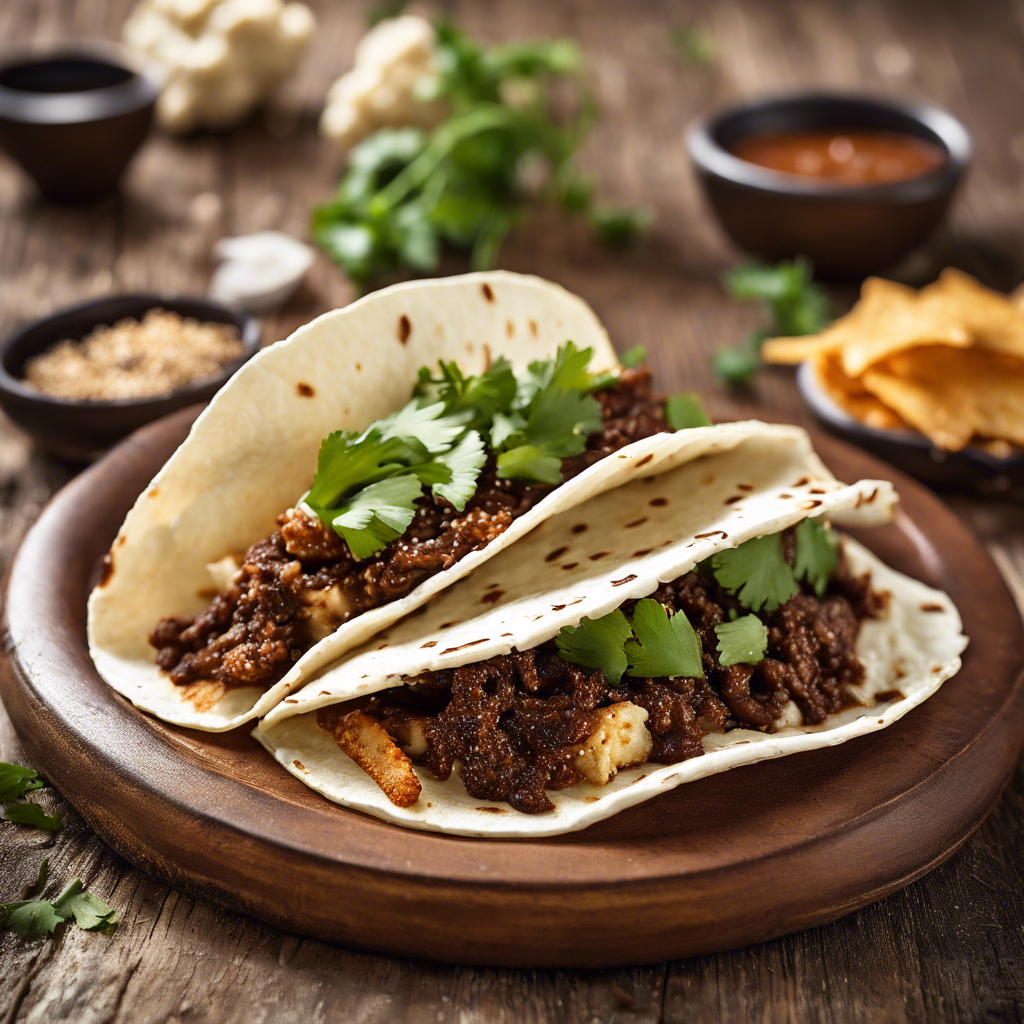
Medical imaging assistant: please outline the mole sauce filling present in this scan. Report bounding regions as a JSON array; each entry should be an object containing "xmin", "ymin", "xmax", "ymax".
[
  {"xmin": 149, "ymin": 367, "xmax": 670, "ymax": 691},
  {"xmin": 326, "ymin": 539, "xmax": 888, "ymax": 814}
]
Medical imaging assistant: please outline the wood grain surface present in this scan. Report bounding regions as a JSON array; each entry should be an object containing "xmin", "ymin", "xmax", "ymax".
[{"xmin": 1, "ymin": 0, "xmax": 1023, "ymax": 1020}]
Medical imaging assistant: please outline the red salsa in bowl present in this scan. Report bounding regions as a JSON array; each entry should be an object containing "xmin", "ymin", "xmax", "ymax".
[{"xmin": 729, "ymin": 130, "xmax": 947, "ymax": 186}]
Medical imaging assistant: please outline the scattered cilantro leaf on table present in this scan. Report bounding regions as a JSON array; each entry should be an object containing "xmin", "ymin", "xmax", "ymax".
[
  {"xmin": 556, "ymin": 609, "xmax": 633, "ymax": 685},
  {"xmin": 624, "ymin": 599, "xmax": 704, "ymax": 679},
  {"xmin": 1, "ymin": 861, "xmax": 118, "ymax": 940},
  {"xmin": 793, "ymin": 517, "xmax": 840, "ymax": 596},
  {"xmin": 618, "ymin": 345, "xmax": 647, "ymax": 369},
  {"xmin": 710, "ymin": 533, "xmax": 801, "ymax": 613},
  {"xmin": 669, "ymin": 24, "xmax": 717, "ymax": 66},
  {"xmin": 714, "ymin": 257, "xmax": 832, "ymax": 387},
  {"xmin": 0, "ymin": 761, "xmax": 60, "ymax": 832},
  {"xmin": 665, "ymin": 392, "xmax": 712, "ymax": 429},
  {"xmin": 715, "ymin": 615, "xmax": 769, "ymax": 667}
]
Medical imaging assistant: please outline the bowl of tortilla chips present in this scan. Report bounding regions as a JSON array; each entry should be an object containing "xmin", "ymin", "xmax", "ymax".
[{"xmin": 764, "ymin": 268, "xmax": 1024, "ymax": 499}]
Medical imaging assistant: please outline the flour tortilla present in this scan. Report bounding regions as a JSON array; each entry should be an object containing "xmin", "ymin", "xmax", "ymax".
[
  {"xmin": 253, "ymin": 444, "xmax": 958, "ymax": 838},
  {"xmin": 89, "ymin": 271, "xmax": 794, "ymax": 731}
]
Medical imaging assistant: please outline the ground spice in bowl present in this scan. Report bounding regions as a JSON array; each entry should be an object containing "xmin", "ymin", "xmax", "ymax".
[{"xmin": 23, "ymin": 308, "xmax": 245, "ymax": 401}]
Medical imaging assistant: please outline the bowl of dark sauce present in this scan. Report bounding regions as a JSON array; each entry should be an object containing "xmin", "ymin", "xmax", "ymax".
[
  {"xmin": 688, "ymin": 93, "xmax": 972, "ymax": 279},
  {"xmin": 0, "ymin": 43, "xmax": 160, "ymax": 201}
]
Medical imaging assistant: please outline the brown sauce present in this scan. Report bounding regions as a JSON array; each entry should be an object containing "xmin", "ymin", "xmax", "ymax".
[{"xmin": 730, "ymin": 130, "xmax": 946, "ymax": 185}]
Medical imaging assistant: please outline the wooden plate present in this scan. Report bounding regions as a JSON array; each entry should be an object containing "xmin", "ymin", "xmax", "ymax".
[{"xmin": 2, "ymin": 407, "xmax": 1022, "ymax": 968}]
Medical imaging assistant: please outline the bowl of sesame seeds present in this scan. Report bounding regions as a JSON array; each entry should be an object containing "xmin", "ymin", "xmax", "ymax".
[{"xmin": 0, "ymin": 293, "xmax": 261, "ymax": 460}]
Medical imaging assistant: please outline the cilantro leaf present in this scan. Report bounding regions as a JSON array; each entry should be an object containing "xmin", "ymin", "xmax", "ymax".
[
  {"xmin": 715, "ymin": 615, "xmax": 768, "ymax": 667},
  {"xmin": 489, "ymin": 409, "xmax": 527, "ymax": 449},
  {"xmin": 520, "ymin": 386, "xmax": 602, "ymax": 459},
  {"xmin": 619, "ymin": 345, "xmax": 647, "ymax": 368},
  {"xmin": 0, "ymin": 762, "xmax": 43, "ymax": 804},
  {"xmin": 624, "ymin": 599, "xmax": 703, "ymax": 679},
  {"xmin": 665, "ymin": 392, "xmax": 711, "ymax": 429},
  {"xmin": 328, "ymin": 474, "xmax": 424, "ymax": 560},
  {"xmin": 793, "ymin": 518, "xmax": 839, "ymax": 597},
  {"xmin": 52, "ymin": 882, "xmax": 119, "ymax": 935},
  {"xmin": 378, "ymin": 401, "xmax": 466, "ymax": 452},
  {"xmin": 3, "ymin": 802, "xmax": 61, "ymax": 832},
  {"xmin": 711, "ymin": 533, "xmax": 799, "ymax": 613},
  {"xmin": 1, "ymin": 899, "xmax": 64, "ymax": 939},
  {"xmin": 432, "ymin": 430, "xmax": 486, "ymax": 510},
  {"xmin": 670, "ymin": 24, "xmax": 716, "ymax": 65},
  {"xmin": 589, "ymin": 204, "xmax": 653, "ymax": 246},
  {"xmin": 556, "ymin": 609, "xmax": 633, "ymax": 685},
  {"xmin": 496, "ymin": 444, "xmax": 562, "ymax": 484}
]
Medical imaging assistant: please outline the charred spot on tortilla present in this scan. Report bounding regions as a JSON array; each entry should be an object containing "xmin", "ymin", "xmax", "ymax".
[
  {"xmin": 650, "ymin": 497, "xmax": 668, "ymax": 507},
  {"xmin": 545, "ymin": 546, "xmax": 569, "ymax": 562},
  {"xmin": 632, "ymin": 549, "xmax": 652, "ymax": 557},
  {"xmin": 398, "ymin": 315, "xmax": 411, "ymax": 344},
  {"xmin": 921, "ymin": 602, "xmax": 945, "ymax": 612},
  {"xmin": 529, "ymin": 319, "xmax": 538, "ymax": 337},
  {"xmin": 695, "ymin": 530, "xmax": 728, "ymax": 540},
  {"xmin": 590, "ymin": 552, "xmax": 610, "ymax": 560},
  {"xmin": 779, "ymin": 493, "xmax": 793, "ymax": 499},
  {"xmin": 562, "ymin": 562, "xmax": 579, "ymax": 570},
  {"xmin": 737, "ymin": 483, "xmax": 754, "ymax": 492},
  {"xmin": 725, "ymin": 496, "xmax": 743, "ymax": 505},
  {"xmin": 98, "ymin": 551, "xmax": 115, "ymax": 587},
  {"xmin": 874, "ymin": 689, "xmax": 905, "ymax": 703},
  {"xmin": 793, "ymin": 476, "xmax": 811, "ymax": 487},
  {"xmin": 293, "ymin": 760, "xmax": 306, "ymax": 770},
  {"xmin": 802, "ymin": 500, "xmax": 823, "ymax": 510},
  {"xmin": 572, "ymin": 523, "xmax": 588, "ymax": 534},
  {"xmin": 551, "ymin": 603, "xmax": 566, "ymax": 610},
  {"xmin": 442, "ymin": 638, "xmax": 489, "ymax": 654},
  {"xmin": 420, "ymin": 641, "xmax": 438, "ymax": 648},
  {"xmin": 506, "ymin": 321, "xmax": 514, "ymax": 338},
  {"xmin": 636, "ymin": 454, "xmax": 654, "ymax": 468},
  {"xmin": 481, "ymin": 283, "xmax": 494, "ymax": 302},
  {"xmin": 480, "ymin": 591, "xmax": 504, "ymax": 605},
  {"xmin": 611, "ymin": 574, "xmax": 637, "ymax": 586},
  {"xmin": 810, "ymin": 488, "xmax": 827, "ymax": 495},
  {"xmin": 296, "ymin": 382, "xmax": 315, "ymax": 397},
  {"xmin": 625, "ymin": 517, "xmax": 648, "ymax": 528}
]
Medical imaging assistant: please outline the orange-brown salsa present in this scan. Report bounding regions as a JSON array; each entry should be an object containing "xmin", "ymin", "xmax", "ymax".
[{"xmin": 730, "ymin": 130, "xmax": 946, "ymax": 185}]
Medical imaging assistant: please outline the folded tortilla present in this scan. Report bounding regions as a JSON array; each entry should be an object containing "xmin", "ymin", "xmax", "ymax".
[
  {"xmin": 255, "ymin": 431, "xmax": 962, "ymax": 838},
  {"xmin": 89, "ymin": 271, "xmax": 801, "ymax": 730}
]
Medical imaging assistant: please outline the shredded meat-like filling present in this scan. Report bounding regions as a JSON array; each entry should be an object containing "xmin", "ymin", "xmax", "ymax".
[
  {"xmin": 150, "ymin": 367, "xmax": 669, "ymax": 690},
  {"xmin": 328, "ymin": 545, "xmax": 888, "ymax": 814}
]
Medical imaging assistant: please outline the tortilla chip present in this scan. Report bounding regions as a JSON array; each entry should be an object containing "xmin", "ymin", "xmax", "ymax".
[
  {"xmin": 813, "ymin": 353, "xmax": 908, "ymax": 431},
  {"xmin": 928, "ymin": 268, "xmax": 1024, "ymax": 360},
  {"xmin": 860, "ymin": 346, "xmax": 1024, "ymax": 451},
  {"xmin": 763, "ymin": 278, "xmax": 970, "ymax": 372}
]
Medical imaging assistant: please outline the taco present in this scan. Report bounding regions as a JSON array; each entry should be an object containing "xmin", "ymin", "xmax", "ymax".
[
  {"xmin": 89, "ymin": 271, "xmax": 786, "ymax": 731},
  {"xmin": 255, "ymin": 425, "xmax": 964, "ymax": 837}
]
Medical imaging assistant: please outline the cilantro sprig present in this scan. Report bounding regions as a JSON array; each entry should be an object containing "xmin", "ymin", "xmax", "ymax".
[
  {"xmin": 0, "ymin": 761, "xmax": 61, "ymax": 832},
  {"xmin": 305, "ymin": 343, "xmax": 617, "ymax": 559},
  {"xmin": 557, "ymin": 598, "xmax": 703, "ymax": 684},
  {"xmin": 715, "ymin": 614, "xmax": 768, "ymax": 667},
  {"xmin": 1, "ymin": 860, "xmax": 118, "ymax": 940},
  {"xmin": 709, "ymin": 519, "xmax": 840, "ymax": 612},
  {"xmin": 314, "ymin": 18, "xmax": 649, "ymax": 290},
  {"xmin": 714, "ymin": 257, "xmax": 832, "ymax": 387}
]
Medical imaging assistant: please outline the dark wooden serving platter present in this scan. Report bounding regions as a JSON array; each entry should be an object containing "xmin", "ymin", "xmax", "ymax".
[{"xmin": 1, "ymin": 407, "xmax": 1022, "ymax": 968}]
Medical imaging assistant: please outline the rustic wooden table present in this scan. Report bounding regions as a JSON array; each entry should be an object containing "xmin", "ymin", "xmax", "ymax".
[{"xmin": 1, "ymin": 0, "xmax": 1022, "ymax": 1020}]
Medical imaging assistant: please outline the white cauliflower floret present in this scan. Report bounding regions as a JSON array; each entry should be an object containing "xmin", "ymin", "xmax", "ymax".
[
  {"xmin": 573, "ymin": 702, "xmax": 653, "ymax": 787},
  {"xmin": 319, "ymin": 14, "xmax": 449, "ymax": 149},
  {"xmin": 123, "ymin": 0, "xmax": 315, "ymax": 133}
]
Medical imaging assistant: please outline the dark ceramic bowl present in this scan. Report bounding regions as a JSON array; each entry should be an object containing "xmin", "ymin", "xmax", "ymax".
[
  {"xmin": 0, "ymin": 42, "xmax": 160, "ymax": 201},
  {"xmin": 797, "ymin": 361, "xmax": 1024, "ymax": 501},
  {"xmin": 0, "ymin": 294, "xmax": 261, "ymax": 462},
  {"xmin": 688, "ymin": 93, "xmax": 972, "ymax": 279}
]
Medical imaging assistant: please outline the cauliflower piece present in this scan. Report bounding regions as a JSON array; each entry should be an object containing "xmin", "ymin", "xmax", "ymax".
[
  {"xmin": 573, "ymin": 702, "xmax": 653, "ymax": 787},
  {"xmin": 319, "ymin": 14, "xmax": 449, "ymax": 149},
  {"xmin": 123, "ymin": 0, "xmax": 316, "ymax": 133}
]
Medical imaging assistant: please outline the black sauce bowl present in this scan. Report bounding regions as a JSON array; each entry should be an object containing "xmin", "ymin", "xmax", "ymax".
[
  {"xmin": 688, "ymin": 93, "xmax": 972, "ymax": 279},
  {"xmin": 0, "ymin": 43, "xmax": 160, "ymax": 201},
  {"xmin": 0, "ymin": 295, "xmax": 261, "ymax": 462}
]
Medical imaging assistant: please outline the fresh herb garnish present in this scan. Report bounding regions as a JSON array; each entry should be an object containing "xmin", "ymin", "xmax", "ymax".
[
  {"xmin": 0, "ymin": 761, "xmax": 61, "ymax": 832},
  {"xmin": 305, "ymin": 343, "xmax": 617, "ymax": 559},
  {"xmin": 710, "ymin": 519, "xmax": 839, "ymax": 612},
  {"xmin": 557, "ymin": 599, "xmax": 703, "ymax": 683},
  {"xmin": 313, "ymin": 18, "xmax": 649, "ymax": 290},
  {"xmin": 618, "ymin": 345, "xmax": 647, "ymax": 369},
  {"xmin": 624, "ymin": 599, "xmax": 704, "ymax": 679},
  {"xmin": 665, "ymin": 392, "xmax": 712, "ymax": 429},
  {"xmin": 1, "ymin": 859, "xmax": 118, "ymax": 940},
  {"xmin": 669, "ymin": 25, "xmax": 717, "ymax": 66},
  {"xmin": 714, "ymin": 257, "xmax": 832, "ymax": 387},
  {"xmin": 710, "ymin": 533, "xmax": 800, "ymax": 613},
  {"xmin": 793, "ymin": 517, "xmax": 840, "ymax": 596},
  {"xmin": 715, "ymin": 614, "xmax": 768, "ymax": 667}
]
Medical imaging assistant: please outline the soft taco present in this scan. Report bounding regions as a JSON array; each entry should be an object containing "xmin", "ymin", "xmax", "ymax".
[
  {"xmin": 89, "ymin": 270, "xmax": 788, "ymax": 731},
  {"xmin": 256, "ymin": 425, "xmax": 965, "ymax": 837}
]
